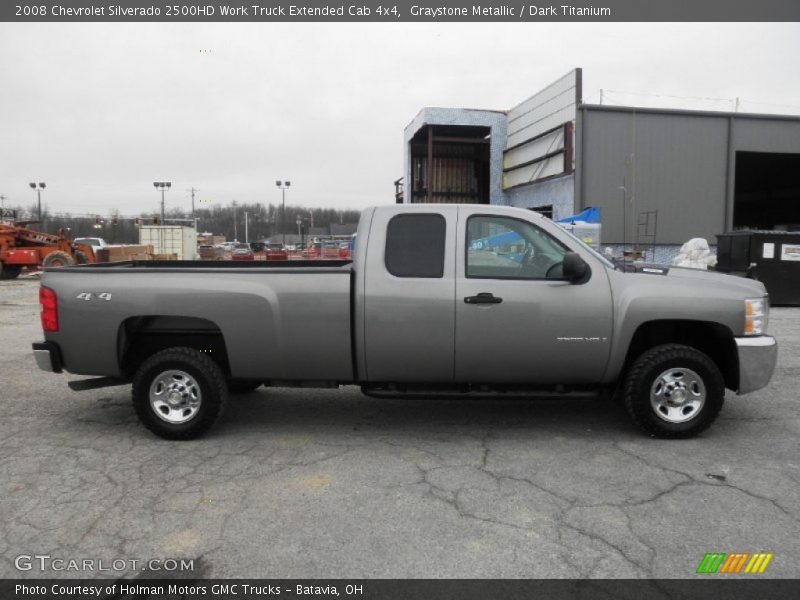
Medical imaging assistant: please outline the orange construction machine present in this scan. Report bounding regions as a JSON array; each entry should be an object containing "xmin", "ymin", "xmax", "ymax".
[{"xmin": 0, "ymin": 217, "xmax": 96, "ymax": 279}]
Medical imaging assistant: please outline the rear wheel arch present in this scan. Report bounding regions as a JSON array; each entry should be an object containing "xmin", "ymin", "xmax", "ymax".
[{"xmin": 118, "ymin": 315, "xmax": 232, "ymax": 378}]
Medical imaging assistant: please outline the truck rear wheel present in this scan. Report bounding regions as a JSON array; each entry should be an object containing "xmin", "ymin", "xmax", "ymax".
[
  {"xmin": 132, "ymin": 347, "xmax": 228, "ymax": 440},
  {"xmin": 0, "ymin": 261, "xmax": 22, "ymax": 279},
  {"xmin": 623, "ymin": 344, "xmax": 724, "ymax": 438}
]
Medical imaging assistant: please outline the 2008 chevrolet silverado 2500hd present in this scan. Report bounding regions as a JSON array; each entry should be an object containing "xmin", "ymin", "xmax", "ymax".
[{"xmin": 32, "ymin": 204, "xmax": 777, "ymax": 440}]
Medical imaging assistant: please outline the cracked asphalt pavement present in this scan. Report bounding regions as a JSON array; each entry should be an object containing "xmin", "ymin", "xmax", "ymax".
[{"xmin": 1, "ymin": 277, "xmax": 799, "ymax": 579}]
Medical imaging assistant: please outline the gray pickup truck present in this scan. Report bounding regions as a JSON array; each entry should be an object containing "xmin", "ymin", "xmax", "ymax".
[{"xmin": 33, "ymin": 204, "xmax": 777, "ymax": 440}]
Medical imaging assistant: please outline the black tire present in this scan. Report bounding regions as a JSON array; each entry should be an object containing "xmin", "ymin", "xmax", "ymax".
[
  {"xmin": 228, "ymin": 380, "xmax": 262, "ymax": 394},
  {"xmin": 0, "ymin": 261, "xmax": 22, "ymax": 280},
  {"xmin": 623, "ymin": 344, "xmax": 725, "ymax": 439},
  {"xmin": 132, "ymin": 347, "xmax": 228, "ymax": 440},
  {"xmin": 42, "ymin": 251, "xmax": 75, "ymax": 268},
  {"xmin": 74, "ymin": 250, "xmax": 89, "ymax": 264}
]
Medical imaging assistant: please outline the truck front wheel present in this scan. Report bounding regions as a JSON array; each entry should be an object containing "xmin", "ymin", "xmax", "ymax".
[
  {"xmin": 623, "ymin": 344, "xmax": 725, "ymax": 438},
  {"xmin": 132, "ymin": 347, "xmax": 228, "ymax": 440}
]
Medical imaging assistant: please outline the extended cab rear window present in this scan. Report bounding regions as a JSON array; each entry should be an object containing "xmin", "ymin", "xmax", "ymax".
[{"xmin": 385, "ymin": 214, "xmax": 446, "ymax": 278}]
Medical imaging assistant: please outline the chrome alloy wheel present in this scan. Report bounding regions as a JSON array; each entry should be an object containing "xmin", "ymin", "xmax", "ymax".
[
  {"xmin": 149, "ymin": 369, "xmax": 202, "ymax": 424},
  {"xmin": 650, "ymin": 367, "xmax": 706, "ymax": 423}
]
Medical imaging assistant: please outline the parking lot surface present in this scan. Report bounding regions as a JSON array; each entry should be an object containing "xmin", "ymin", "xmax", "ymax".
[{"xmin": 1, "ymin": 277, "xmax": 798, "ymax": 579}]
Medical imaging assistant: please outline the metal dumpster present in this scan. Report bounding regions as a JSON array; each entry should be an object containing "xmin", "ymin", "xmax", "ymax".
[{"xmin": 716, "ymin": 230, "xmax": 800, "ymax": 306}]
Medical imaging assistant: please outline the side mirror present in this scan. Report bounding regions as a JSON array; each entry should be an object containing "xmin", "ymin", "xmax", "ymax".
[{"xmin": 562, "ymin": 252, "xmax": 590, "ymax": 283}]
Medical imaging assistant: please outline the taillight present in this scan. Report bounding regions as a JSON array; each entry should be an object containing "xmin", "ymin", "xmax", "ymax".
[{"xmin": 40, "ymin": 286, "xmax": 59, "ymax": 332}]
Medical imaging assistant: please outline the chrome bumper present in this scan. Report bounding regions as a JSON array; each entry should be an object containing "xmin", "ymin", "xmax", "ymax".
[
  {"xmin": 735, "ymin": 336, "xmax": 777, "ymax": 395},
  {"xmin": 32, "ymin": 342, "xmax": 63, "ymax": 374}
]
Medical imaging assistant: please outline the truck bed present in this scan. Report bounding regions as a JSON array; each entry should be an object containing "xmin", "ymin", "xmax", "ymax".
[{"xmin": 41, "ymin": 260, "xmax": 355, "ymax": 382}]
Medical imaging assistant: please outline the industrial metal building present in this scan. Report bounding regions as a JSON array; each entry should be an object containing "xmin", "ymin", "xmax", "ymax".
[{"xmin": 402, "ymin": 69, "xmax": 800, "ymax": 254}]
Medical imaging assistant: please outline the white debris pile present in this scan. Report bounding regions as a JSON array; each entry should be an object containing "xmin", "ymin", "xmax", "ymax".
[{"xmin": 671, "ymin": 238, "xmax": 717, "ymax": 270}]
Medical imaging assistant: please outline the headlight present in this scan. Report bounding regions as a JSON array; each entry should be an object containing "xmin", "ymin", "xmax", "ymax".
[{"xmin": 744, "ymin": 297, "xmax": 769, "ymax": 336}]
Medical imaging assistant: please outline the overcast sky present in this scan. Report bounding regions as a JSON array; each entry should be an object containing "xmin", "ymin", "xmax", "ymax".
[{"xmin": 1, "ymin": 22, "xmax": 798, "ymax": 217}]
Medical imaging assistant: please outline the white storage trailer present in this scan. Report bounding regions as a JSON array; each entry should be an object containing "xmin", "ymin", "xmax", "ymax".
[{"xmin": 138, "ymin": 225, "xmax": 197, "ymax": 260}]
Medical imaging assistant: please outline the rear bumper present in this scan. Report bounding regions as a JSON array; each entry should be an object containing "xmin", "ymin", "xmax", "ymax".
[
  {"xmin": 736, "ymin": 336, "xmax": 777, "ymax": 395},
  {"xmin": 32, "ymin": 341, "xmax": 63, "ymax": 374}
]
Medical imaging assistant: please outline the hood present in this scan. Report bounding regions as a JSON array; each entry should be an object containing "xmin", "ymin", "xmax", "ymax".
[{"xmin": 663, "ymin": 265, "xmax": 766, "ymax": 298}]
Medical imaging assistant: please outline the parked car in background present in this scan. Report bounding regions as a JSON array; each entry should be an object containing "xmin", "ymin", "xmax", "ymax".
[
  {"xmin": 266, "ymin": 243, "xmax": 288, "ymax": 261},
  {"xmin": 304, "ymin": 240, "xmax": 341, "ymax": 259},
  {"xmin": 230, "ymin": 243, "xmax": 254, "ymax": 261},
  {"xmin": 73, "ymin": 237, "xmax": 108, "ymax": 249},
  {"xmin": 249, "ymin": 241, "xmax": 266, "ymax": 253}
]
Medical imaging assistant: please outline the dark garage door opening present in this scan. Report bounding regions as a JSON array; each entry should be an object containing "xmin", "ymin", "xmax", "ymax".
[
  {"xmin": 734, "ymin": 151, "xmax": 800, "ymax": 230},
  {"xmin": 409, "ymin": 125, "xmax": 491, "ymax": 204}
]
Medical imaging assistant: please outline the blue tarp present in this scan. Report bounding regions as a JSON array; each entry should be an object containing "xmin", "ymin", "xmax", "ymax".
[
  {"xmin": 472, "ymin": 230, "xmax": 522, "ymax": 249},
  {"xmin": 556, "ymin": 206, "xmax": 600, "ymax": 224}
]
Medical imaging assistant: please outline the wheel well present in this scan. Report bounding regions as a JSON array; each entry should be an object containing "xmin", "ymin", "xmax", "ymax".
[
  {"xmin": 118, "ymin": 316, "xmax": 231, "ymax": 378},
  {"xmin": 623, "ymin": 320, "xmax": 739, "ymax": 390}
]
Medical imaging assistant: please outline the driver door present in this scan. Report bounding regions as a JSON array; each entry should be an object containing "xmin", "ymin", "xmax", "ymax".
[{"xmin": 454, "ymin": 208, "xmax": 613, "ymax": 384}]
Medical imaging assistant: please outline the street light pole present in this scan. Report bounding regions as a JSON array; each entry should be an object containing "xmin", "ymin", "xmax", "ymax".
[
  {"xmin": 153, "ymin": 181, "xmax": 172, "ymax": 223},
  {"xmin": 232, "ymin": 200, "xmax": 238, "ymax": 241},
  {"xmin": 296, "ymin": 217, "xmax": 302, "ymax": 248},
  {"xmin": 275, "ymin": 180, "xmax": 291, "ymax": 247},
  {"xmin": 29, "ymin": 182, "xmax": 46, "ymax": 222}
]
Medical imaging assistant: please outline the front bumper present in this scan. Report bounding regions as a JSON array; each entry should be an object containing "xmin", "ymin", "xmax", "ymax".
[
  {"xmin": 736, "ymin": 336, "xmax": 777, "ymax": 395},
  {"xmin": 32, "ymin": 341, "xmax": 63, "ymax": 374}
]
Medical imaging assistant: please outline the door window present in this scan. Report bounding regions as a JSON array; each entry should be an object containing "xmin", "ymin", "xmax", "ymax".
[
  {"xmin": 385, "ymin": 213, "xmax": 446, "ymax": 278},
  {"xmin": 466, "ymin": 215, "xmax": 568, "ymax": 279}
]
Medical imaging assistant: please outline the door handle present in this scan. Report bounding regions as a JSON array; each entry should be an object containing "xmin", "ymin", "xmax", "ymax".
[{"xmin": 464, "ymin": 293, "xmax": 503, "ymax": 305}]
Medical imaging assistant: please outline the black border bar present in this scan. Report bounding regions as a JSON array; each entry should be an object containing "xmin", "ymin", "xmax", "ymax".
[
  {"xmin": 2, "ymin": 579, "xmax": 800, "ymax": 600},
  {"xmin": 4, "ymin": 1, "xmax": 800, "ymax": 22}
]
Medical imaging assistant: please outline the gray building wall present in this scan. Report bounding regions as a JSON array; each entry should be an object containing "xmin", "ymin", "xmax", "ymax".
[
  {"xmin": 504, "ymin": 175, "xmax": 575, "ymax": 220},
  {"xmin": 405, "ymin": 103, "xmax": 800, "ymax": 246},
  {"xmin": 576, "ymin": 105, "xmax": 800, "ymax": 244},
  {"xmin": 404, "ymin": 107, "xmax": 574, "ymax": 219}
]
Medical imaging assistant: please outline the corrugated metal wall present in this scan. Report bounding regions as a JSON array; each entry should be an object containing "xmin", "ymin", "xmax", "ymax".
[{"xmin": 576, "ymin": 106, "xmax": 800, "ymax": 244}]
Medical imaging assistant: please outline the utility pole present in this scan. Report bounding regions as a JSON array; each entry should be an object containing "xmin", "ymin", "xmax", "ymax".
[
  {"xmin": 187, "ymin": 187, "xmax": 199, "ymax": 219},
  {"xmin": 0, "ymin": 195, "xmax": 6, "ymax": 212},
  {"xmin": 244, "ymin": 211, "xmax": 249, "ymax": 244}
]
